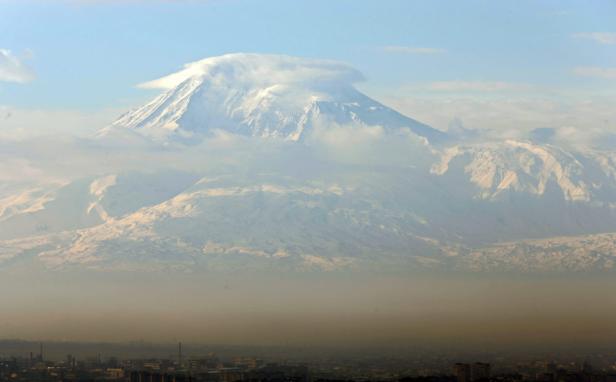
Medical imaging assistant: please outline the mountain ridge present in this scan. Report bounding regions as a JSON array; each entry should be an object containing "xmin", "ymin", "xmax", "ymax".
[{"xmin": 3, "ymin": 53, "xmax": 616, "ymax": 273}]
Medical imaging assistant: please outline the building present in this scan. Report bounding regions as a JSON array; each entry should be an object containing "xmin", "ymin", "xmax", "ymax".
[
  {"xmin": 453, "ymin": 363, "xmax": 471, "ymax": 382},
  {"xmin": 470, "ymin": 363, "xmax": 490, "ymax": 381}
]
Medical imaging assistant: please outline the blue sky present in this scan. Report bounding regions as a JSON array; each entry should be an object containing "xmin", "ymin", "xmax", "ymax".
[{"xmin": 0, "ymin": 0, "xmax": 615, "ymax": 133}]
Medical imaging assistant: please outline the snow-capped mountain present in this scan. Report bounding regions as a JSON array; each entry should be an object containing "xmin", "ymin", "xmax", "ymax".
[
  {"xmin": 4, "ymin": 53, "xmax": 616, "ymax": 273},
  {"xmin": 432, "ymin": 140, "xmax": 616, "ymax": 203},
  {"xmin": 106, "ymin": 54, "xmax": 447, "ymax": 144}
]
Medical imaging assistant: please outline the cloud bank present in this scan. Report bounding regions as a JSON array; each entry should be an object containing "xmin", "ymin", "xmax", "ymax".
[
  {"xmin": 380, "ymin": 94, "xmax": 616, "ymax": 147},
  {"xmin": 425, "ymin": 81, "xmax": 534, "ymax": 92}
]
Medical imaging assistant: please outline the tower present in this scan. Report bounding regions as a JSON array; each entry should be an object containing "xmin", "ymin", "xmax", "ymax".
[{"xmin": 178, "ymin": 342, "xmax": 183, "ymax": 368}]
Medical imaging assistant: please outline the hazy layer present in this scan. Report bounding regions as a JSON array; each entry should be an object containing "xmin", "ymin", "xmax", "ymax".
[{"xmin": 1, "ymin": 268, "xmax": 615, "ymax": 349}]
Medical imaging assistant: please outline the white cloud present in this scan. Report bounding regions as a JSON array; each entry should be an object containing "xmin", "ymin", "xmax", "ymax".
[
  {"xmin": 0, "ymin": 50, "xmax": 35, "ymax": 83},
  {"xmin": 424, "ymin": 81, "xmax": 534, "ymax": 92},
  {"xmin": 574, "ymin": 32, "xmax": 616, "ymax": 45},
  {"xmin": 382, "ymin": 46, "xmax": 446, "ymax": 55},
  {"xmin": 138, "ymin": 53, "xmax": 363, "ymax": 90},
  {"xmin": 573, "ymin": 67, "xmax": 616, "ymax": 79},
  {"xmin": 0, "ymin": 106, "xmax": 122, "ymax": 141},
  {"xmin": 379, "ymin": 94, "xmax": 616, "ymax": 146}
]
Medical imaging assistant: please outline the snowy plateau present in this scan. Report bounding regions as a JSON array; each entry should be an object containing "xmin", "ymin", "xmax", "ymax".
[{"xmin": 3, "ymin": 53, "xmax": 616, "ymax": 273}]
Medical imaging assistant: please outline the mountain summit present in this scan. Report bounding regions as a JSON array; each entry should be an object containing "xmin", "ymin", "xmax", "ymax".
[{"xmin": 107, "ymin": 53, "xmax": 447, "ymax": 143}]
